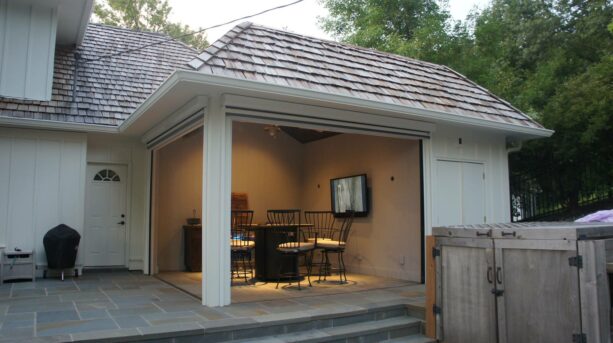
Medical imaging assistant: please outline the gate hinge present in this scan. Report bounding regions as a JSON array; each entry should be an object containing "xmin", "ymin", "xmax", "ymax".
[
  {"xmin": 432, "ymin": 305, "xmax": 441, "ymax": 315},
  {"xmin": 432, "ymin": 247, "xmax": 441, "ymax": 258},
  {"xmin": 569, "ymin": 256, "xmax": 583, "ymax": 269},
  {"xmin": 572, "ymin": 333, "xmax": 586, "ymax": 343}
]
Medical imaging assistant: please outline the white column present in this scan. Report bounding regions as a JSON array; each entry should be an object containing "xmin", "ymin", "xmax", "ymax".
[{"xmin": 201, "ymin": 95, "xmax": 232, "ymax": 306}]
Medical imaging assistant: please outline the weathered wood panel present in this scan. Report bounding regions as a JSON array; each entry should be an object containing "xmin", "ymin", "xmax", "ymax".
[
  {"xmin": 439, "ymin": 240, "xmax": 496, "ymax": 343},
  {"xmin": 578, "ymin": 240, "xmax": 611, "ymax": 343},
  {"xmin": 497, "ymin": 241, "xmax": 580, "ymax": 343},
  {"xmin": 425, "ymin": 235, "xmax": 436, "ymax": 338}
]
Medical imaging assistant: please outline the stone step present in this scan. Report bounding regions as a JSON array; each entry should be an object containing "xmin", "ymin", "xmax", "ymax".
[
  {"xmin": 383, "ymin": 334, "xmax": 437, "ymax": 343},
  {"xmin": 232, "ymin": 316, "xmax": 422, "ymax": 343}
]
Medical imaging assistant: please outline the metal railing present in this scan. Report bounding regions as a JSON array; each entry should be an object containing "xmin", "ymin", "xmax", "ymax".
[{"xmin": 510, "ymin": 168, "xmax": 613, "ymax": 222}]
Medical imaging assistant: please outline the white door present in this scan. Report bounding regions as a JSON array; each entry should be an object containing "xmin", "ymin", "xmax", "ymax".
[
  {"xmin": 434, "ymin": 160, "xmax": 486, "ymax": 226},
  {"xmin": 84, "ymin": 164, "xmax": 127, "ymax": 266}
]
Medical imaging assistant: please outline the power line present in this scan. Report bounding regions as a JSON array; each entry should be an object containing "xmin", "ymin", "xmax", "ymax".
[{"xmin": 81, "ymin": 0, "xmax": 304, "ymax": 63}]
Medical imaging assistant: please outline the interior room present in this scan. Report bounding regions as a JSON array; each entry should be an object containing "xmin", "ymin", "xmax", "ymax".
[{"xmin": 152, "ymin": 120, "xmax": 423, "ymax": 303}]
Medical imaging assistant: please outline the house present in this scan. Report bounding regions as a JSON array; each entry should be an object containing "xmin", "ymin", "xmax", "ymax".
[{"xmin": 0, "ymin": 0, "xmax": 551, "ymax": 307}]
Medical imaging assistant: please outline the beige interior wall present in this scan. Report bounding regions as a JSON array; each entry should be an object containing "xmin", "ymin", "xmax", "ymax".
[
  {"xmin": 301, "ymin": 134, "xmax": 422, "ymax": 281},
  {"xmin": 154, "ymin": 129, "xmax": 203, "ymax": 272},
  {"xmin": 153, "ymin": 121, "xmax": 422, "ymax": 279},
  {"xmin": 232, "ymin": 121, "xmax": 305, "ymax": 224}
]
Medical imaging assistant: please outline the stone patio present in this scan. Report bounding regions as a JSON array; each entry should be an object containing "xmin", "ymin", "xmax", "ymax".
[{"xmin": 0, "ymin": 271, "xmax": 425, "ymax": 342}]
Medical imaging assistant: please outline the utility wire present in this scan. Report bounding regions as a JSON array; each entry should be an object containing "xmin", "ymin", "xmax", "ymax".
[{"xmin": 81, "ymin": 0, "xmax": 304, "ymax": 63}]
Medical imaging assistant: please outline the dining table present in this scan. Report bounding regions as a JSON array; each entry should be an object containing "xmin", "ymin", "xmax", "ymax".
[{"xmin": 251, "ymin": 223, "xmax": 313, "ymax": 281}]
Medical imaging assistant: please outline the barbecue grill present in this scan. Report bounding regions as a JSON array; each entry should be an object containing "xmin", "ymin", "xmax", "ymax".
[{"xmin": 43, "ymin": 224, "xmax": 81, "ymax": 280}]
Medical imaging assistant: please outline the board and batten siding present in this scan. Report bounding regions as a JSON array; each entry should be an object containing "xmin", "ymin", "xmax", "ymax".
[
  {"xmin": 0, "ymin": 128, "xmax": 86, "ymax": 265},
  {"xmin": 427, "ymin": 125, "xmax": 511, "ymax": 229},
  {"xmin": 0, "ymin": 0, "xmax": 57, "ymax": 101}
]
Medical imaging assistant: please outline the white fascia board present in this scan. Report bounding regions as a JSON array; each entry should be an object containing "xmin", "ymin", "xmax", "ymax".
[
  {"xmin": 140, "ymin": 95, "xmax": 207, "ymax": 143},
  {"xmin": 74, "ymin": 0, "xmax": 94, "ymax": 45},
  {"xmin": 123, "ymin": 70, "xmax": 553, "ymax": 139},
  {"xmin": 0, "ymin": 115, "xmax": 118, "ymax": 133}
]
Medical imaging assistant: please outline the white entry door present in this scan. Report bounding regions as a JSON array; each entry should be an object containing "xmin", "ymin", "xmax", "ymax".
[
  {"xmin": 434, "ymin": 160, "xmax": 486, "ymax": 226},
  {"xmin": 84, "ymin": 164, "xmax": 128, "ymax": 266}
]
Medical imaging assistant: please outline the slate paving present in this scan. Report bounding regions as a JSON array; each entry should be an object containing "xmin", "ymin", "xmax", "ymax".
[{"xmin": 0, "ymin": 271, "xmax": 425, "ymax": 342}]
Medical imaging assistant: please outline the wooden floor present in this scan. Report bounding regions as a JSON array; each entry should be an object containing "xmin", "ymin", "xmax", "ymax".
[{"xmin": 156, "ymin": 271, "xmax": 417, "ymax": 303}]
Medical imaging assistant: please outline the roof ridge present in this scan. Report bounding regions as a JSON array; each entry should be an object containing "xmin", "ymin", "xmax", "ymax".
[
  {"xmin": 187, "ymin": 22, "xmax": 252, "ymax": 70},
  {"xmin": 88, "ymin": 22, "xmax": 198, "ymax": 53}
]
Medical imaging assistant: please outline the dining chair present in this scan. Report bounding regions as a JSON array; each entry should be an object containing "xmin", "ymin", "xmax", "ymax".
[
  {"xmin": 317, "ymin": 211, "xmax": 355, "ymax": 284},
  {"xmin": 304, "ymin": 211, "xmax": 336, "ymax": 277},
  {"xmin": 267, "ymin": 209, "xmax": 314, "ymax": 290},
  {"xmin": 231, "ymin": 210, "xmax": 255, "ymax": 284}
]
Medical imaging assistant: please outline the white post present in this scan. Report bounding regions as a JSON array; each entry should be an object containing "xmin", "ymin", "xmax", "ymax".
[{"xmin": 201, "ymin": 95, "xmax": 232, "ymax": 306}]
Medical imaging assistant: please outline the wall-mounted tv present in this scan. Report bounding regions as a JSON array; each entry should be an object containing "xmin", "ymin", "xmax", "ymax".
[{"xmin": 330, "ymin": 174, "xmax": 369, "ymax": 217}]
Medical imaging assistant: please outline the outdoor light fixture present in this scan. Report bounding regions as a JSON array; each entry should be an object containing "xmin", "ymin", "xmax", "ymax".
[{"xmin": 263, "ymin": 125, "xmax": 281, "ymax": 139}]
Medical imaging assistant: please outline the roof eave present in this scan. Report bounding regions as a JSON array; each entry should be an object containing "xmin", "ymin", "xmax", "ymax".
[
  {"xmin": 0, "ymin": 115, "xmax": 119, "ymax": 133},
  {"xmin": 121, "ymin": 70, "xmax": 554, "ymax": 139}
]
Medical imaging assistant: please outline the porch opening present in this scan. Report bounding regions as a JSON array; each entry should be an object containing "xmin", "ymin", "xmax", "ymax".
[{"xmin": 150, "ymin": 120, "xmax": 424, "ymax": 304}]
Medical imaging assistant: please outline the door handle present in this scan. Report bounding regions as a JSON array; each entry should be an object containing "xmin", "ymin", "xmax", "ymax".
[
  {"xmin": 118, "ymin": 221, "xmax": 125, "ymax": 225},
  {"xmin": 496, "ymin": 267, "xmax": 503, "ymax": 284},
  {"xmin": 476, "ymin": 231, "xmax": 490, "ymax": 237},
  {"xmin": 487, "ymin": 267, "xmax": 493, "ymax": 284},
  {"xmin": 501, "ymin": 231, "xmax": 516, "ymax": 237}
]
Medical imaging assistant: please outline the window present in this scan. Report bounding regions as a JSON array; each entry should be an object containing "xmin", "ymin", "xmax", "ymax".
[{"xmin": 93, "ymin": 169, "xmax": 120, "ymax": 182}]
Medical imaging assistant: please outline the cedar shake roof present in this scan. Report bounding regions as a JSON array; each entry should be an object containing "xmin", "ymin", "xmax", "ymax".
[
  {"xmin": 0, "ymin": 23, "xmax": 196, "ymax": 126},
  {"xmin": 188, "ymin": 22, "xmax": 543, "ymax": 129}
]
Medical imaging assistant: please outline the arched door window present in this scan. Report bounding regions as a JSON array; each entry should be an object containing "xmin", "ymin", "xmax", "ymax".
[{"xmin": 93, "ymin": 169, "xmax": 120, "ymax": 182}]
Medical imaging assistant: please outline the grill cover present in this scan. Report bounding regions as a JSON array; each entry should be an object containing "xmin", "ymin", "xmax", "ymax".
[{"xmin": 43, "ymin": 224, "xmax": 81, "ymax": 269}]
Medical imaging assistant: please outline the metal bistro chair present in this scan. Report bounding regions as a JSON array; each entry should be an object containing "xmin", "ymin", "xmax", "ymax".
[
  {"xmin": 304, "ymin": 211, "xmax": 336, "ymax": 277},
  {"xmin": 267, "ymin": 209, "xmax": 314, "ymax": 290},
  {"xmin": 231, "ymin": 210, "xmax": 255, "ymax": 284},
  {"xmin": 317, "ymin": 211, "xmax": 354, "ymax": 284}
]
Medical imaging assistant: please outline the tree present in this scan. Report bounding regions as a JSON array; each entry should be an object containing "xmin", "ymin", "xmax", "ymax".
[
  {"xmin": 94, "ymin": 0, "xmax": 208, "ymax": 50},
  {"xmin": 320, "ymin": 0, "xmax": 613, "ymax": 216}
]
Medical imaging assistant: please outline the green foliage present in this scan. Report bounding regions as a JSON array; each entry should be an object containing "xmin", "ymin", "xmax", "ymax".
[
  {"xmin": 321, "ymin": 0, "xmax": 613, "ymax": 208},
  {"xmin": 94, "ymin": 0, "xmax": 208, "ymax": 50}
]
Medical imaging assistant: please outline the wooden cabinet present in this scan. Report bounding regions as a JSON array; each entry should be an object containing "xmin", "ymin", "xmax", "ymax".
[
  {"xmin": 183, "ymin": 225, "xmax": 201, "ymax": 272},
  {"xmin": 433, "ymin": 223, "xmax": 613, "ymax": 343}
]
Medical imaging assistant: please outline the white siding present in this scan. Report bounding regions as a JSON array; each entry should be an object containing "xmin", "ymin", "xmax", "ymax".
[
  {"xmin": 0, "ymin": 128, "xmax": 86, "ymax": 265},
  {"xmin": 87, "ymin": 133, "xmax": 148, "ymax": 270},
  {"xmin": 0, "ymin": 0, "xmax": 57, "ymax": 101},
  {"xmin": 427, "ymin": 125, "xmax": 510, "ymax": 229}
]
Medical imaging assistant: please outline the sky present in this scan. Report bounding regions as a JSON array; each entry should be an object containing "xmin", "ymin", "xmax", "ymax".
[{"xmin": 167, "ymin": 0, "xmax": 490, "ymax": 43}]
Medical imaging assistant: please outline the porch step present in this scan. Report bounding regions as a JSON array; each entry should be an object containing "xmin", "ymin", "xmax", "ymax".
[
  {"xmin": 382, "ymin": 335, "xmax": 437, "ymax": 343},
  {"xmin": 219, "ymin": 304, "xmax": 428, "ymax": 343}
]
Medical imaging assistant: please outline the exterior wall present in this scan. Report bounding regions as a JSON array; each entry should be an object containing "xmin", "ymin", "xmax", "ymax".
[
  {"xmin": 301, "ymin": 134, "xmax": 422, "ymax": 281},
  {"xmin": 427, "ymin": 124, "xmax": 510, "ymax": 231},
  {"xmin": 0, "ymin": 0, "xmax": 57, "ymax": 101},
  {"xmin": 87, "ymin": 133, "xmax": 148, "ymax": 270},
  {"xmin": 0, "ymin": 127, "xmax": 86, "ymax": 265}
]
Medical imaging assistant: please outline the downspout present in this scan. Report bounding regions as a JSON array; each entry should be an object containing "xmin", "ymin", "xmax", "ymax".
[{"xmin": 506, "ymin": 138, "xmax": 523, "ymax": 154}]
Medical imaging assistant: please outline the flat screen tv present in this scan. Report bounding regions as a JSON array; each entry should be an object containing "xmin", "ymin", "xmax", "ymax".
[{"xmin": 330, "ymin": 174, "xmax": 368, "ymax": 217}]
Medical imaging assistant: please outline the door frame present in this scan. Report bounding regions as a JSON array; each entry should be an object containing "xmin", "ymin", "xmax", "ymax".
[{"xmin": 84, "ymin": 162, "xmax": 131, "ymax": 268}]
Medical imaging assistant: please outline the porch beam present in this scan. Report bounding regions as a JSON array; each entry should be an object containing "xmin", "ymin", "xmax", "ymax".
[{"xmin": 201, "ymin": 95, "xmax": 232, "ymax": 306}]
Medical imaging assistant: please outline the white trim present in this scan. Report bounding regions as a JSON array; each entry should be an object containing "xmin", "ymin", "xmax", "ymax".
[
  {"xmin": 141, "ymin": 96, "xmax": 207, "ymax": 144},
  {"xmin": 0, "ymin": 116, "xmax": 118, "ymax": 133},
  {"xmin": 122, "ymin": 71, "xmax": 552, "ymax": 138},
  {"xmin": 224, "ymin": 94, "xmax": 435, "ymax": 135}
]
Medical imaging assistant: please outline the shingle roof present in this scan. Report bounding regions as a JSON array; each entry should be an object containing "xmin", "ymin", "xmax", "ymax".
[
  {"xmin": 0, "ymin": 23, "xmax": 196, "ymax": 126},
  {"xmin": 188, "ymin": 22, "xmax": 543, "ymax": 129}
]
